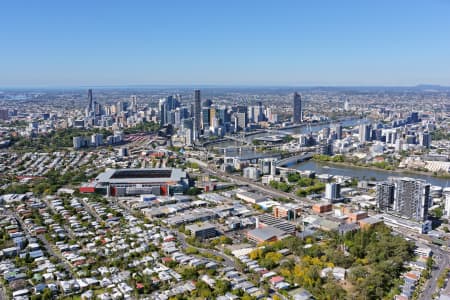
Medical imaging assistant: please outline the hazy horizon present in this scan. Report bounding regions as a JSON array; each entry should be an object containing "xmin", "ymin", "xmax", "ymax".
[{"xmin": 2, "ymin": 1, "xmax": 450, "ymax": 86}]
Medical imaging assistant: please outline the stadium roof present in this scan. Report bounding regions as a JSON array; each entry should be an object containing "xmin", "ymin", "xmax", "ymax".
[{"xmin": 95, "ymin": 168, "xmax": 187, "ymax": 184}]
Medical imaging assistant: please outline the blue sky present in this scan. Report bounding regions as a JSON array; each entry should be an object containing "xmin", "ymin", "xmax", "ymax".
[{"xmin": 1, "ymin": 0, "xmax": 450, "ymax": 87}]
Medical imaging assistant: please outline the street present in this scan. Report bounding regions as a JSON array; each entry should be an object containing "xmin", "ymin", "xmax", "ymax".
[
  {"xmin": 197, "ymin": 162, "xmax": 315, "ymax": 208},
  {"xmin": 419, "ymin": 246, "xmax": 449, "ymax": 300},
  {"xmin": 174, "ymin": 230, "xmax": 238, "ymax": 269}
]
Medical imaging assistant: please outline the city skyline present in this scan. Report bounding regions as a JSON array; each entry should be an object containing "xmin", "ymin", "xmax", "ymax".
[
  {"xmin": 2, "ymin": 0, "xmax": 450, "ymax": 87},
  {"xmin": 1, "ymin": 1, "xmax": 450, "ymax": 298}
]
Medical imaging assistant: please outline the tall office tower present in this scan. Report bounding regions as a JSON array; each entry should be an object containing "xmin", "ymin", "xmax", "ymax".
[
  {"xmin": 167, "ymin": 110, "xmax": 176, "ymax": 125},
  {"xmin": 247, "ymin": 106, "xmax": 255, "ymax": 123},
  {"xmin": 130, "ymin": 95, "xmax": 138, "ymax": 113},
  {"xmin": 391, "ymin": 177, "xmax": 430, "ymax": 222},
  {"xmin": 257, "ymin": 102, "xmax": 264, "ymax": 122},
  {"xmin": 218, "ymin": 107, "xmax": 231, "ymax": 133},
  {"xmin": 322, "ymin": 127, "xmax": 331, "ymax": 140},
  {"xmin": 0, "ymin": 109, "xmax": 9, "ymax": 121},
  {"xmin": 249, "ymin": 104, "xmax": 264, "ymax": 123},
  {"xmin": 218, "ymin": 107, "xmax": 230, "ymax": 123},
  {"xmin": 117, "ymin": 101, "xmax": 128, "ymax": 113},
  {"xmin": 334, "ymin": 123, "xmax": 343, "ymax": 140},
  {"xmin": 325, "ymin": 183, "xmax": 341, "ymax": 201},
  {"xmin": 194, "ymin": 90, "xmax": 201, "ymax": 140},
  {"xmin": 376, "ymin": 182, "xmax": 395, "ymax": 211},
  {"xmin": 292, "ymin": 92, "xmax": 302, "ymax": 123},
  {"xmin": 182, "ymin": 118, "xmax": 194, "ymax": 146},
  {"xmin": 266, "ymin": 107, "xmax": 278, "ymax": 123},
  {"xmin": 94, "ymin": 101, "xmax": 103, "ymax": 116},
  {"xmin": 158, "ymin": 98, "xmax": 167, "ymax": 126},
  {"xmin": 174, "ymin": 108, "xmax": 181, "ymax": 128},
  {"xmin": 410, "ymin": 111, "xmax": 419, "ymax": 123},
  {"xmin": 110, "ymin": 104, "xmax": 117, "ymax": 115},
  {"xmin": 234, "ymin": 112, "xmax": 247, "ymax": 131},
  {"xmin": 166, "ymin": 95, "xmax": 176, "ymax": 111},
  {"xmin": 209, "ymin": 107, "xmax": 217, "ymax": 129},
  {"xmin": 86, "ymin": 89, "xmax": 94, "ymax": 116},
  {"xmin": 359, "ymin": 123, "xmax": 372, "ymax": 143},
  {"xmin": 419, "ymin": 132, "xmax": 431, "ymax": 148},
  {"xmin": 265, "ymin": 107, "xmax": 273, "ymax": 122},
  {"xmin": 202, "ymin": 107, "xmax": 210, "ymax": 130}
]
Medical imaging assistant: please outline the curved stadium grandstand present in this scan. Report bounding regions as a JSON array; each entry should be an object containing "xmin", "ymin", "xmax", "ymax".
[{"xmin": 80, "ymin": 168, "xmax": 189, "ymax": 196}]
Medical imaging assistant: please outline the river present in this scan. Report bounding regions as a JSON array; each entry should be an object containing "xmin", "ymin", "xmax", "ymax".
[
  {"xmin": 210, "ymin": 117, "xmax": 365, "ymax": 149},
  {"xmin": 292, "ymin": 160, "xmax": 450, "ymax": 187}
]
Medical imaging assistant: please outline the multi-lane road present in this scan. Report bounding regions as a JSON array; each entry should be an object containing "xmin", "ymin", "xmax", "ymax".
[{"xmin": 188, "ymin": 158, "xmax": 315, "ymax": 209}]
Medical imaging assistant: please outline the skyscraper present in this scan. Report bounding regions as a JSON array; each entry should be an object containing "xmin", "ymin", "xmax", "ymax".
[
  {"xmin": 392, "ymin": 177, "xmax": 430, "ymax": 222},
  {"xmin": 377, "ymin": 177, "xmax": 430, "ymax": 222},
  {"xmin": 419, "ymin": 132, "xmax": 431, "ymax": 148},
  {"xmin": 359, "ymin": 123, "xmax": 372, "ymax": 143},
  {"xmin": 194, "ymin": 90, "xmax": 201, "ymax": 140},
  {"xmin": 334, "ymin": 123, "xmax": 343, "ymax": 140},
  {"xmin": 0, "ymin": 109, "xmax": 9, "ymax": 121},
  {"xmin": 209, "ymin": 107, "xmax": 217, "ymax": 129},
  {"xmin": 159, "ymin": 98, "xmax": 167, "ymax": 126},
  {"xmin": 292, "ymin": 92, "xmax": 302, "ymax": 124},
  {"xmin": 130, "ymin": 95, "xmax": 138, "ymax": 113},
  {"xmin": 234, "ymin": 112, "xmax": 247, "ymax": 131},
  {"xmin": 376, "ymin": 182, "xmax": 395, "ymax": 211},
  {"xmin": 86, "ymin": 89, "xmax": 93, "ymax": 117},
  {"xmin": 202, "ymin": 107, "xmax": 210, "ymax": 130}
]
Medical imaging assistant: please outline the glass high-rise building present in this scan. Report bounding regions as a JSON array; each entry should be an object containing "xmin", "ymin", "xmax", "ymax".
[
  {"xmin": 194, "ymin": 90, "xmax": 201, "ymax": 140},
  {"xmin": 293, "ymin": 92, "xmax": 302, "ymax": 123}
]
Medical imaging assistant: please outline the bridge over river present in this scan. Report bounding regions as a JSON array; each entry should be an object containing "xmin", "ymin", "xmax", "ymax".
[{"xmin": 276, "ymin": 153, "xmax": 314, "ymax": 167}]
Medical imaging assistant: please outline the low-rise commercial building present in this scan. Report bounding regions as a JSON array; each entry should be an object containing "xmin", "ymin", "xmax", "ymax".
[
  {"xmin": 247, "ymin": 226, "xmax": 286, "ymax": 244},
  {"xmin": 273, "ymin": 204, "xmax": 302, "ymax": 220},
  {"xmin": 186, "ymin": 223, "xmax": 218, "ymax": 239},
  {"xmin": 312, "ymin": 202, "xmax": 332, "ymax": 214}
]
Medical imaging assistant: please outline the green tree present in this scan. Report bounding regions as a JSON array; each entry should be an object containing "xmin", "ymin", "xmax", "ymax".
[
  {"xmin": 214, "ymin": 279, "xmax": 231, "ymax": 295},
  {"xmin": 185, "ymin": 187, "xmax": 200, "ymax": 195}
]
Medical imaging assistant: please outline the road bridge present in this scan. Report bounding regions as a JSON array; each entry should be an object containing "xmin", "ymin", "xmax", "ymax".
[{"xmin": 276, "ymin": 153, "xmax": 314, "ymax": 167}]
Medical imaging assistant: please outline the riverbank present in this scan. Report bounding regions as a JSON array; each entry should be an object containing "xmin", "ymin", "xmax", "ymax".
[
  {"xmin": 294, "ymin": 160, "xmax": 450, "ymax": 187},
  {"xmin": 312, "ymin": 159, "xmax": 450, "ymax": 179}
]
